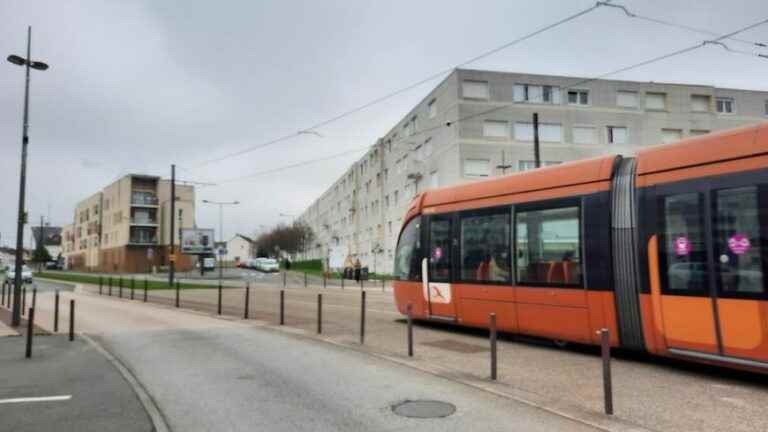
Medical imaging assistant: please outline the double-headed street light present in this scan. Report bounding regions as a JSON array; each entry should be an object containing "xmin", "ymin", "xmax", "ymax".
[
  {"xmin": 202, "ymin": 200, "xmax": 239, "ymax": 280},
  {"xmin": 7, "ymin": 26, "xmax": 49, "ymax": 327}
]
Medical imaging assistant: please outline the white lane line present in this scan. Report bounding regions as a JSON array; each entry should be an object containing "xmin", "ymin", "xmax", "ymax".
[{"xmin": 0, "ymin": 395, "xmax": 72, "ymax": 404}]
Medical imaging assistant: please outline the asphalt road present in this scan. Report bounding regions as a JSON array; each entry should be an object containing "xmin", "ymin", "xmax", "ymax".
[
  {"xmin": 97, "ymin": 325, "xmax": 598, "ymax": 432},
  {"xmin": 26, "ymin": 289, "xmax": 598, "ymax": 432}
]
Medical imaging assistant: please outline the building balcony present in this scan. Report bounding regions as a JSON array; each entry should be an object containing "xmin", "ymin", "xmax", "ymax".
[
  {"xmin": 129, "ymin": 236, "xmax": 158, "ymax": 245},
  {"xmin": 131, "ymin": 195, "xmax": 159, "ymax": 207},
  {"xmin": 130, "ymin": 218, "xmax": 158, "ymax": 226}
]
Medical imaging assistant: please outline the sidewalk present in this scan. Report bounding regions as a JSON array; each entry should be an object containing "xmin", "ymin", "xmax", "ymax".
[{"xmin": 0, "ymin": 335, "xmax": 153, "ymax": 432}]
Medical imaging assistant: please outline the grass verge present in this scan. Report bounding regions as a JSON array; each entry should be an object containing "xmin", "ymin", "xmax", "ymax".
[{"xmin": 34, "ymin": 272, "xmax": 221, "ymax": 290}]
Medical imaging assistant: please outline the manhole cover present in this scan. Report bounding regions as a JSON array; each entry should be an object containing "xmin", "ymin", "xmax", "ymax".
[{"xmin": 392, "ymin": 400, "xmax": 456, "ymax": 418}]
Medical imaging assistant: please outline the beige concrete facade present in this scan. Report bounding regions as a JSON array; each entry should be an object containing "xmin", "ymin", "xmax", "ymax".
[
  {"xmin": 62, "ymin": 174, "xmax": 196, "ymax": 273},
  {"xmin": 299, "ymin": 68, "xmax": 768, "ymax": 274}
]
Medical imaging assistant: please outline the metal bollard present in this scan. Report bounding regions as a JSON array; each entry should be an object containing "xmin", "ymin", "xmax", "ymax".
[
  {"xmin": 22, "ymin": 286, "xmax": 26, "ymax": 315},
  {"xmin": 217, "ymin": 281, "xmax": 222, "ymax": 315},
  {"xmin": 108, "ymin": 277, "xmax": 113, "ymax": 296},
  {"xmin": 143, "ymin": 278, "xmax": 148, "ymax": 302},
  {"xmin": 490, "ymin": 313, "xmax": 497, "ymax": 380},
  {"xmin": 118, "ymin": 276, "xmax": 123, "ymax": 298},
  {"xmin": 99, "ymin": 276, "xmax": 103, "ymax": 295},
  {"xmin": 406, "ymin": 303, "xmax": 414, "ymax": 357},
  {"xmin": 131, "ymin": 278, "xmax": 135, "ymax": 300},
  {"xmin": 32, "ymin": 287, "xmax": 37, "ymax": 310},
  {"xmin": 279, "ymin": 290, "xmax": 284, "ymax": 325},
  {"xmin": 244, "ymin": 283, "xmax": 250, "ymax": 319},
  {"xmin": 317, "ymin": 293, "xmax": 322, "ymax": 334},
  {"xmin": 304, "ymin": 272, "xmax": 307, "ymax": 288},
  {"xmin": 600, "ymin": 328, "xmax": 613, "ymax": 415},
  {"xmin": 25, "ymin": 307, "xmax": 35, "ymax": 358},
  {"xmin": 69, "ymin": 300, "xmax": 75, "ymax": 341},
  {"xmin": 360, "ymin": 291, "xmax": 366, "ymax": 345},
  {"xmin": 175, "ymin": 281, "xmax": 180, "ymax": 308},
  {"xmin": 54, "ymin": 291, "xmax": 60, "ymax": 332}
]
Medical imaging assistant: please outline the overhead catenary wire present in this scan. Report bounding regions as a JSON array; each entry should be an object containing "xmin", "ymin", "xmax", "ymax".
[
  {"xmin": 208, "ymin": 15, "xmax": 768, "ymax": 188},
  {"xmin": 192, "ymin": 1, "xmax": 612, "ymax": 168}
]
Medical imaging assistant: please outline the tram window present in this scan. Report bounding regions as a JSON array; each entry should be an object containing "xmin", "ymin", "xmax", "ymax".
[
  {"xmin": 394, "ymin": 217, "xmax": 421, "ymax": 281},
  {"xmin": 515, "ymin": 206, "xmax": 581, "ymax": 286},
  {"xmin": 713, "ymin": 187, "xmax": 765, "ymax": 294},
  {"xmin": 429, "ymin": 218, "xmax": 453, "ymax": 282},
  {"xmin": 659, "ymin": 193, "xmax": 708, "ymax": 293},
  {"xmin": 459, "ymin": 211, "xmax": 511, "ymax": 283}
]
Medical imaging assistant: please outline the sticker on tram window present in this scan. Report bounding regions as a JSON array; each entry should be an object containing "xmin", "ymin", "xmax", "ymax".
[
  {"xmin": 674, "ymin": 236, "xmax": 692, "ymax": 256},
  {"xmin": 728, "ymin": 233, "xmax": 751, "ymax": 255},
  {"xmin": 432, "ymin": 247, "xmax": 443, "ymax": 260}
]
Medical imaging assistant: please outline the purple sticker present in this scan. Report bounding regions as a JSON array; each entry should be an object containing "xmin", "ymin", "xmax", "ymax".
[
  {"xmin": 432, "ymin": 247, "xmax": 443, "ymax": 261},
  {"xmin": 674, "ymin": 236, "xmax": 692, "ymax": 256},
  {"xmin": 728, "ymin": 234, "xmax": 751, "ymax": 255}
]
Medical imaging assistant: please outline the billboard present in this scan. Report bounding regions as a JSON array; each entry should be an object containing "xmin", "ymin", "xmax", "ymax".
[{"xmin": 180, "ymin": 228, "xmax": 215, "ymax": 254}]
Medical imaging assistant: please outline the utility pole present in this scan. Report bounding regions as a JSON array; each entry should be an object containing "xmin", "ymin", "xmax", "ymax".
[
  {"xmin": 169, "ymin": 164, "xmax": 176, "ymax": 286},
  {"xmin": 533, "ymin": 112, "xmax": 541, "ymax": 169},
  {"xmin": 496, "ymin": 150, "xmax": 512, "ymax": 175},
  {"xmin": 8, "ymin": 27, "xmax": 49, "ymax": 327},
  {"xmin": 202, "ymin": 200, "xmax": 239, "ymax": 284},
  {"xmin": 38, "ymin": 215, "xmax": 44, "ymax": 272}
]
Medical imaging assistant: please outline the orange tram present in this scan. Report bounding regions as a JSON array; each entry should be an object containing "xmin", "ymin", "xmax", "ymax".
[{"xmin": 392, "ymin": 122, "xmax": 768, "ymax": 372}]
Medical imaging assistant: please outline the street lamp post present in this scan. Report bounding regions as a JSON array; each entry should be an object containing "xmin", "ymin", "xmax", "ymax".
[
  {"xmin": 7, "ymin": 26, "xmax": 49, "ymax": 327},
  {"xmin": 202, "ymin": 200, "xmax": 239, "ymax": 281}
]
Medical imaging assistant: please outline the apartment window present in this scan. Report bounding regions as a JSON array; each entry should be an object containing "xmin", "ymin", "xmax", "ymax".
[
  {"xmin": 518, "ymin": 160, "xmax": 561, "ymax": 172},
  {"xmin": 462, "ymin": 80, "xmax": 490, "ymax": 99},
  {"xmin": 423, "ymin": 138, "xmax": 433, "ymax": 158},
  {"xmin": 464, "ymin": 159, "xmax": 491, "ymax": 178},
  {"xmin": 514, "ymin": 84, "xmax": 560, "ymax": 104},
  {"xmin": 540, "ymin": 124, "xmax": 562, "ymax": 142},
  {"xmin": 690, "ymin": 129, "xmax": 710, "ymax": 136},
  {"xmin": 482, "ymin": 120, "xmax": 509, "ymax": 138},
  {"xmin": 572, "ymin": 125, "xmax": 597, "ymax": 144},
  {"xmin": 617, "ymin": 90, "xmax": 638, "ymax": 108},
  {"xmin": 661, "ymin": 128, "xmax": 683, "ymax": 144},
  {"xmin": 429, "ymin": 171, "xmax": 439, "ymax": 189},
  {"xmin": 567, "ymin": 90, "xmax": 589, "ymax": 106},
  {"xmin": 646, "ymin": 92, "xmax": 667, "ymax": 111},
  {"xmin": 428, "ymin": 98, "xmax": 437, "ymax": 118},
  {"xmin": 607, "ymin": 126, "xmax": 628, "ymax": 144},
  {"xmin": 514, "ymin": 122, "xmax": 534, "ymax": 141},
  {"xmin": 691, "ymin": 94, "xmax": 711, "ymax": 112},
  {"xmin": 716, "ymin": 97, "xmax": 735, "ymax": 114}
]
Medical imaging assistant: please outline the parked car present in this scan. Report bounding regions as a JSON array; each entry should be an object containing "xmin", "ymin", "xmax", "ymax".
[
  {"xmin": 7, "ymin": 265, "xmax": 33, "ymax": 283},
  {"xmin": 256, "ymin": 258, "xmax": 279, "ymax": 273},
  {"xmin": 45, "ymin": 260, "xmax": 63, "ymax": 270}
]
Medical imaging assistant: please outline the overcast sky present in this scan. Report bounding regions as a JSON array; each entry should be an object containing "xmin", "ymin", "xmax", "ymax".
[{"xmin": 1, "ymin": 0, "xmax": 766, "ymax": 247}]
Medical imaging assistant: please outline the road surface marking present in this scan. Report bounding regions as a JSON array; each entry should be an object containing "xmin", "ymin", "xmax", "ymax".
[{"xmin": 0, "ymin": 395, "xmax": 72, "ymax": 404}]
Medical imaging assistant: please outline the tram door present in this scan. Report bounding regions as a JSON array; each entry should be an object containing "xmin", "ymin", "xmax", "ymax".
[
  {"xmin": 424, "ymin": 215, "xmax": 456, "ymax": 319},
  {"xmin": 655, "ymin": 180, "xmax": 768, "ymax": 362}
]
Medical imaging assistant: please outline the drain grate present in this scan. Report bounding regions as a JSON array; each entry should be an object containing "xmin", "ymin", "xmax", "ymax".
[
  {"xmin": 421, "ymin": 339, "xmax": 489, "ymax": 354},
  {"xmin": 392, "ymin": 400, "xmax": 456, "ymax": 418}
]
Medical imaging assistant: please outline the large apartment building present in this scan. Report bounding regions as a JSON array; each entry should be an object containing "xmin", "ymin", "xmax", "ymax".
[
  {"xmin": 298, "ymin": 68, "xmax": 768, "ymax": 274},
  {"xmin": 62, "ymin": 174, "xmax": 196, "ymax": 272}
]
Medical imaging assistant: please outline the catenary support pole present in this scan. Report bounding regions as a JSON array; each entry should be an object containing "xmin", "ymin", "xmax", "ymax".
[
  {"xmin": 131, "ymin": 277, "xmax": 135, "ymax": 300},
  {"xmin": 217, "ymin": 280, "xmax": 222, "ymax": 315},
  {"xmin": 108, "ymin": 276, "xmax": 112, "ymax": 296},
  {"xmin": 244, "ymin": 282, "xmax": 250, "ymax": 319},
  {"xmin": 317, "ymin": 293, "xmax": 322, "ymax": 334},
  {"xmin": 279, "ymin": 289, "xmax": 285, "ymax": 325},
  {"xmin": 533, "ymin": 112, "xmax": 541, "ymax": 168},
  {"xmin": 99, "ymin": 276, "xmax": 103, "ymax": 295},
  {"xmin": 143, "ymin": 278, "xmax": 148, "ymax": 302},
  {"xmin": 175, "ymin": 280, "xmax": 180, "ymax": 308}
]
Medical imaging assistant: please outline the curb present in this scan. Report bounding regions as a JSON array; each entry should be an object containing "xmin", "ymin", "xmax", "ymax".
[{"xmin": 81, "ymin": 333, "xmax": 171, "ymax": 432}]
